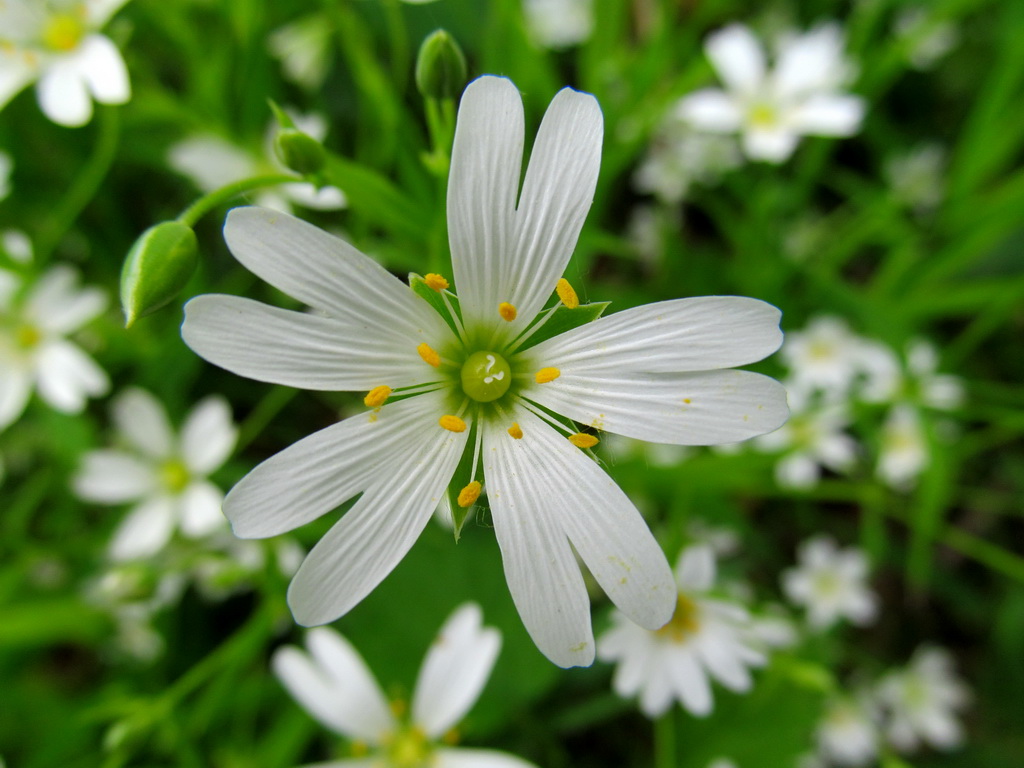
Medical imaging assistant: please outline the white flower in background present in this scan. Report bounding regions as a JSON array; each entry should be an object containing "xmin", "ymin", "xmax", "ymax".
[
  {"xmin": 267, "ymin": 14, "xmax": 333, "ymax": 91},
  {"xmin": 686, "ymin": 520, "xmax": 741, "ymax": 557},
  {"xmin": 2, "ymin": 230, "xmax": 34, "ymax": 264},
  {"xmin": 523, "ymin": 0, "xmax": 594, "ymax": 49},
  {"xmin": 274, "ymin": 603, "xmax": 535, "ymax": 768},
  {"xmin": 886, "ymin": 144, "xmax": 947, "ymax": 214},
  {"xmin": 182, "ymin": 77, "xmax": 788, "ymax": 667},
  {"xmin": 634, "ymin": 120, "xmax": 741, "ymax": 204},
  {"xmin": 876, "ymin": 404, "xmax": 929, "ymax": 490},
  {"xmin": 781, "ymin": 316, "xmax": 865, "ymax": 399},
  {"xmin": 602, "ymin": 432, "xmax": 692, "ymax": 468},
  {"xmin": 860, "ymin": 338, "xmax": 963, "ymax": 410},
  {"xmin": 707, "ymin": 760, "xmax": 739, "ymax": 768},
  {"xmin": 782, "ymin": 536, "xmax": 877, "ymax": 630},
  {"xmin": 73, "ymin": 388, "xmax": 238, "ymax": 561},
  {"xmin": 815, "ymin": 694, "xmax": 879, "ymax": 766},
  {"xmin": 625, "ymin": 205, "xmax": 678, "ymax": 270},
  {"xmin": 677, "ymin": 23, "xmax": 864, "ymax": 162},
  {"xmin": 168, "ymin": 112, "xmax": 346, "ymax": 213},
  {"xmin": 0, "ymin": 265, "xmax": 109, "ymax": 429},
  {"xmin": 0, "ymin": 151, "xmax": 11, "ymax": 201},
  {"xmin": 0, "ymin": 0, "xmax": 131, "ymax": 126},
  {"xmin": 877, "ymin": 646, "xmax": 970, "ymax": 752},
  {"xmin": 88, "ymin": 563, "xmax": 186, "ymax": 661},
  {"xmin": 597, "ymin": 545, "xmax": 767, "ymax": 717},
  {"xmin": 894, "ymin": 8, "xmax": 959, "ymax": 71}
]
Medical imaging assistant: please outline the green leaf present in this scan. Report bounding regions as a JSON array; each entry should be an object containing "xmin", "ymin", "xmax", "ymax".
[
  {"xmin": 514, "ymin": 301, "xmax": 610, "ymax": 353},
  {"xmin": 322, "ymin": 155, "xmax": 430, "ymax": 240}
]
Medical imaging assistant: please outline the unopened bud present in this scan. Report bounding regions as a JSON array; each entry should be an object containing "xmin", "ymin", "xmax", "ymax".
[
  {"xmin": 415, "ymin": 29, "xmax": 467, "ymax": 100},
  {"xmin": 274, "ymin": 127, "xmax": 327, "ymax": 176},
  {"xmin": 120, "ymin": 221, "xmax": 198, "ymax": 327}
]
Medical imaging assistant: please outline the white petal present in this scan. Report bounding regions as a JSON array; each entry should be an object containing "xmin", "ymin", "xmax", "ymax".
[
  {"xmin": 743, "ymin": 127, "xmax": 800, "ymax": 163},
  {"xmin": 675, "ymin": 89, "xmax": 744, "ymax": 132},
  {"xmin": 282, "ymin": 182, "xmax": 347, "ymax": 211},
  {"xmin": 225, "ymin": 392, "xmax": 451, "ymax": 539},
  {"xmin": 287, "ymin": 416, "xmax": 466, "ymax": 626},
  {"xmin": 77, "ymin": 35, "xmax": 130, "ymax": 104},
  {"xmin": 694, "ymin": 634, "xmax": 753, "ymax": 691},
  {"xmin": 669, "ymin": 649, "xmax": 713, "ymax": 716},
  {"xmin": 179, "ymin": 481, "xmax": 226, "ymax": 537},
  {"xmin": 36, "ymin": 61, "xmax": 92, "ymax": 127},
  {"xmin": 434, "ymin": 748, "xmax": 539, "ymax": 768},
  {"xmin": 0, "ymin": 51, "xmax": 36, "ymax": 113},
  {"xmin": 111, "ymin": 388, "xmax": 174, "ymax": 459},
  {"xmin": 108, "ymin": 496, "xmax": 176, "ymax": 560},
  {"xmin": 482, "ymin": 417, "xmax": 595, "ymax": 668},
  {"xmin": 0, "ymin": 366, "xmax": 32, "ymax": 429},
  {"xmin": 447, "ymin": 76, "xmax": 524, "ymax": 328},
  {"xmin": 412, "ymin": 603, "xmax": 501, "ymax": 737},
  {"xmin": 27, "ymin": 266, "xmax": 107, "ymax": 333},
  {"xmin": 168, "ymin": 136, "xmax": 257, "ymax": 192},
  {"xmin": 776, "ymin": 453, "xmax": 819, "ymax": 489},
  {"xmin": 34, "ymin": 340, "xmax": 109, "ymax": 412},
  {"xmin": 674, "ymin": 545, "xmax": 716, "ymax": 592},
  {"xmin": 74, "ymin": 450, "xmax": 156, "ymax": 502},
  {"xmin": 789, "ymin": 95, "xmax": 865, "ymax": 137},
  {"xmin": 85, "ymin": 0, "xmax": 132, "ymax": 26},
  {"xmin": 637, "ymin": 647, "xmax": 675, "ymax": 717},
  {"xmin": 706, "ymin": 24, "xmax": 765, "ymax": 95},
  {"xmin": 773, "ymin": 24, "xmax": 848, "ymax": 99},
  {"xmin": 180, "ymin": 395, "xmax": 237, "ymax": 474}
]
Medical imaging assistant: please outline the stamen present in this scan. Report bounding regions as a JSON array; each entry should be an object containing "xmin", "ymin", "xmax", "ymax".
[
  {"xmin": 417, "ymin": 342, "xmax": 441, "ymax": 367},
  {"xmin": 556, "ymin": 278, "xmax": 579, "ymax": 309},
  {"xmin": 457, "ymin": 481, "xmax": 482, "ymax": 507},
  {"xmin": 424, "ymin": 273, "xmax": 449, "ymax": 291},
  {"xmin": 498, "ymin": 302, "xmax": 517, "ymax": 322},
  {"xmin": 535, "ymin": 367, "xmax": 561, "ymax": 384},
  {"xmin": 363, "ymin": 385, "xmax": 392, "ymax": 408},
  {"xmin": 508, "ymin": 422, "xmax": 523, "ymax": 439},
  {"xmin": 569, "ymin": 432, "xmax": 599, "ymax": 448},
  {"xmin": 439, "ymin": 414, "xmax": 467, "ymax": 432}
]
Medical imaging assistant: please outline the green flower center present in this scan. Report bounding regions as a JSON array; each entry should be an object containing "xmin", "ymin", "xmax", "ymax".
[
  {"xmin": 749, "ymin": 102, "xmax": 779, "ymax": 128},
  {"xmin": 385, "ymin": 724, "xmax": 432, "ymax": 768},
  {"xmin": 160, "ymin": 459, "xmax": 190, "ymax": 494},
  {"xmin": 15, "ymin": 323, "xmax": 42, "ymax": 350},
  {"xmin": 42, "ymin": 12, "xmax": 87, "ymax": 53},
  {"xmin": 460, "ymin": 350, "xmax": 511, "ymax": 403}
]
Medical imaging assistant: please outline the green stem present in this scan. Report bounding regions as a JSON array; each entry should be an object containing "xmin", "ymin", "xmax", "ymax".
[
  {"xmin": 654, "ymin": 709, "xmax": 676, "ymax": 768},
  {"xmin": 176, "ymin": 174, "xmax": 298, "ymax": 228}
]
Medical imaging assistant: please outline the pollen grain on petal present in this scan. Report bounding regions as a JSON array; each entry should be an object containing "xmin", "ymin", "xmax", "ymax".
[
  {"xmin": 417, "ymin": 342, "xmax": 441, "ymax": 367},
  {"xmin": 363, "ymin": 385, "xmax": 392, "ymax": 408},
  {"xmin": 535, "ymin": 367, "xmax": 561, "ymax": 384},
  {"xmin": 507, "ymin": 422, "xmax": 523, "ymax": 439},
  {"xmin": 424, "ymin": 273, "xmax": 449, "ymax": 291},
  {"xmin": 556, "ymin": 278, "xmax": 579, "ymax": 309},
  {"xmin": 439, "ymin": 414, "xmax": 467, "ymax": 432},
  {"xmin": 498, "ymin": 302, "xmax": 517, "ymax": 322},
  {"xmin": 569, "ymin": 432, "xmax": 599, "ymax": 448},
  {"xmin": 457, "ymin": 481, "xmax": 482, "ymax": 507}
]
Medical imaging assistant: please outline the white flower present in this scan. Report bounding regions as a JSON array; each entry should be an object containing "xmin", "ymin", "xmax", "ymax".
[
  {"xmin": 273, "ymin": 603, "xmax": 535, "ymax": 768},
  {"xmin": 0, "ymin": 0, "xmax": 131, "ymax": 126},
  {"xmin": 677, "ymin": 23, "xmax": 865, "ymax": 162},
  {"xmin": 168, "ymin": 112, "xmax": 346, "ymax": 213},
  {"xmin": 182, "ymin": 76, "xmax": 788, "ymax": 667},
  {"xmin": 894, "ymin": 8, "xmax": 959, "ymax": 71},
  {"xmin": 634, "ymin": 119, "xmax": 741, "ymax": 204},
  {"xmin": 782, "ymin": 536, "xmax": 877, "ymax": 630},
  {"xmin": 781, "ymin": 316, "xmax": 865, "ymax": 399},
  {"xmin": 2, "ymin": 230, "xmax": 34, "ymax": 264},
  {"xmin": 0, "ymin": 264, "xmax": 109, "ymax": 428},
  {"xmin": 523, "ymin": 0, "xmax": 593, "ymax": 49},
  {"xmin": 267, "ymin": 14, "xmax": 333, "ymax": 91},
  {"xmin": 815, "ymin": 694, "xmax": 879, "ymax": 766},
  {"xmin": 73, "ymin": 387, "xmax": 238, "ymax": 561},
  {"xmin": 886, "ymin": 144, "xmax": 947, "ymax": 213},
  {"xmin": 597, "ymin": 545, "xmax": 767, "ymax": 717},
  {"xmin": 876, "ymin": 404, "xmax": 929, "ymax": 490},
  {"xmin": 861, "ymin": 338, "xmax": 963, "ymax": 410},
  {"xmin": 877, "ymin": 646, "xmax": 970, "ymax": 752}
]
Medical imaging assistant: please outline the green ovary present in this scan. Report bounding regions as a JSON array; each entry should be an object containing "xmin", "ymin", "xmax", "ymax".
[
  {"xmin": 160, "ymin": 459, "xmax": 190, "ymax": 494},
  {"xmin": 460, "ymin": 350, "xmax": 511, "ymax": 403}
]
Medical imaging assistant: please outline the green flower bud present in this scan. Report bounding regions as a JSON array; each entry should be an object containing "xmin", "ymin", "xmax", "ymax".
[
  {"xmin": 120, "ymin": 221, "xmax": 198, "ymax": 328},
  {"xmin": 274, "ymin": 127, "xmax": 327, "ymax": 176},
  {"xmin": 415, "ymin": 29, "xmax": 467, "ymax": 100}
]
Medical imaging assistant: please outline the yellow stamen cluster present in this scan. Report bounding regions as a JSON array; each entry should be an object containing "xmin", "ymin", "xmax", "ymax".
[
  {"xmin": 569, "ymin": 432, "xmax": 599, "ymax": 448},
  {"xmin": 417, "ymin": 342, "xmax": 441, "ymax": 367},
  {"xmin": 457, "ymin": 481, "xmax": 482, "ymax": 507},
  {"xmin": 556, "ymin": 278, "xmax": 579, "ymax": 309},
  {"xmin": 656, "ymin": 594, "xmax": 702, "ymax": 642},
  {"xmin": 363, "ymin": 385, "xmax": 392, "ymax": 408},
  {"xmin": 424, "ymin": 273, "xmax": 449, "ymax": 291},
  {"xmin": 498, "ymin": 301, "xmax": 517, "ymax": 321},
  {"xmin": 507, "ymin": 422, "xmax": 523, "ymax": 439},
  {"xmin": 535, "ymin": 367, "xmax": 560, "ymax": 384},
  {"xmin": 439, "ymin": 414, "xmax": 467, "ymax": 433}
]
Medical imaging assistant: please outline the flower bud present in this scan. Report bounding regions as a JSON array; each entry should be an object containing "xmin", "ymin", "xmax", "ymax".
[
  {"xmin": 274, "ymin": 127, "xmax": 327, "ymax": 176},
  {"xmin": 120, "ymin": 221, "xmax": 198, "ymax": 327},
  {"xmin": 415, "ymin": 29, "xmax": 467, "ymax": 100}
]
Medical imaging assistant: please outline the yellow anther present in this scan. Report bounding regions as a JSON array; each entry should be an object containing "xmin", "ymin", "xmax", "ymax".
[
  {"xmin": 535, "ymin": 367, "xmax": 561, "ymax": 384},
  {"xmin": 569, "ymin": 432, "xmax": 599, "ymax": 448},
  {"xmin": 457, "ymin": 481, "xmax": 482, "ymax": 507},
  {"xmin": 439, "ymin": 414, "xmax": 467, "ymax": 433},
  {"xmin": 507, "ymin": 422, "xmax": 523, "ymax": 439},
  {"xmin": 556, "ymin": 278, "xmax": 579, "ymax": 309},
  {"xmin": 417, "ymin": 342, "xmax": 441, "ymax": 367},
  {"xmin": 498, "ymin": 302, "xmax": 517, "ymax": 321},
  {"xmin": 424, "ymin": 273, "xmax": 449, "ymax": 291},
  {"xmin": 363, "ymin": 385, "xmax": 392, "ymax": 408}
]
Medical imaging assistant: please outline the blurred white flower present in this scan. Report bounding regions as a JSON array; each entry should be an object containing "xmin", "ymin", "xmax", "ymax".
[
  {"xmin": 894, "ymin": 8, "xmax": 959, "ymax": 70},
  {"xmin": 886, "ymin": 144, "xmax": 947, "ymax": 214},
  {"xmin": 782, "ymin": 536, "xmax": 877, "ymax": 630},
  {"xmin": 677, "ymin": 23, "xmax": 864, "ymax": 162},
  {"xmin": 267, "ymin": 14, "xmax": 333, "ymax": 91},
  {"xmin": 598, "ymin": 545, "xmax": 767, "ymax": 717},
  {"xmin": 0, "ymin": 265, "xmax": 109, "ymax": 428},
  {"xmin": 168, "ymin": 112, "xmax": 346, "ymax": 213},
  {"xmin": 877, "ymin": 646, "xmax": 970, "ymax": 752},
  {"xmin": 815, "ymin": 693, "xmax": 880, "ymax": 766},
  {"xmin": 74, "ymin": 387, "xmax": 238, "ymax": 561},
  {"xmin": 634, "ymin": 119, "xmax": 741, "ymax": 204},
  {"xmin": 273, "ymin": 603, "xmax": 536, "ymax": 768},
  {"xmin": 876, "ymin": 404, "xmax": 929, "ymax": 490},
  {"xmin": 861, "ymin": 338, "xmax": 963, "ymax": 412},
  {"xmin": 707, "ymin": 760, "xmax": 739, "ymax": 768},
  {"xmin": 0, "ymin": 0, "xmax": 132, "ymax": 126},
  {"xmin": 524, "ymin": 0, "xmax": 593, "ymax": 49},
  {"xmin": 781, "ymin": 316, "xmax": 865, "ymax": 399},
  {"xmin": 2, "ymin": 230, "xmax": 34, "ymax": 264}
]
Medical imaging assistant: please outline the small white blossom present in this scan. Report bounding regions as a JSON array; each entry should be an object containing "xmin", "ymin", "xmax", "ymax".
[
  {"xmin": 876, "ymin": 404, "xmax": 929, "ymax": 490},
  {"xmin": 634, "ymin": 120, "xmax": 742, "ymax": 204},
  {"xmin": 523, "ymin": 0, "xmax": 594, "ymax": 49},
  {"xmin": 73, "ymin": 388, "xmax": 238, "ymax": 561},
  {"xmin": 677, "ymin": 23, "xmax": 865, "ymax": 162},
  {"xmin": 815, "ymin": 693, "xmax": 880, "ymax": 766},
  {"xmin": 2, "ymin": 230, "xmax": 34, "ymax": 264},
  {"xmin": 781, "ymin": 316, "xmax": 865, "ymax": 399},
  {"xmin": 267, "ymin": 14, "xmax": 333, "ymax": 91},
  {"xmin": 274, "ymin": 603, "xmax": 536, "ymax": 768},
  {"xmin": 0, "ymin": 0, "xmax": 132, "ymax": 126},
  {"xmin": 894, "ymin": 8, "xmax": 959, "ymax": 70},
  {"xmin": 598, "ymin": 545, "xmax": 767, "ymax": 717},
  {"xmin": 877, "ymin": 646, "xmax": 970, "ymax": 752},
  {"xmin": 0, "ymin": 265, "xmax": 109, "ymax": 428},
  {"xmin": 886, "ymin": 144, "xmax": 947, "ymax": 214},
  {"xmin": 782, "ymin": 536, "xmax": 877, "ymax": 630}
]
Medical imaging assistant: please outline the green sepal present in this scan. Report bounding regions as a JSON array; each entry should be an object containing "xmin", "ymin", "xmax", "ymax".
[
  {"xmin": 514, "ymin": 300, "xmax": 609, "ymax": 352},
  {"xmin": 410, "ymin": 273, "xmax": 462, "ymax": 336},
  {"xmin": 415, "ymin": 29, "xmax": 467, "ymax": 101},
  {"xmin": 445, "ymin": 420, "xmax": 478, "ymax": 541},
  {"xmin": 120, "ymin": 221, "xmax": 199, "ymax": 327}
]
